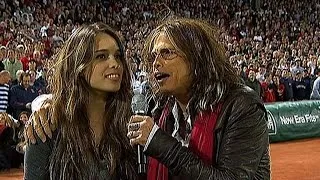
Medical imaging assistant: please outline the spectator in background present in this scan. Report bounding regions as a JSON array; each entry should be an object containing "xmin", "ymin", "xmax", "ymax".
[
  {"xmin": 27, "ymin": 59, "xmax": 39, "ymax": 76},
  {"xmin": 264, "ymin": 84, "xmax": 277, "ymax": 103},
  {"xmin": 11, "ymin": 69, "xmax": 24, "ymax": 86},
  {"xmin": 3, "ymin": 49, "xmax": 22, "ymax": 81},
  {"xmin": 20, "ymin": 47, "xmax": 32, "ymax": 71},
  {"xmin": 33, "ymin": 67, "xmax": 48, "ymax": 95},
  {"xmin": 291, "ymin": 60, "xmax": 305, "ymax": 76},
  {"xmin": 0, "ymin": 112, "xmax": 21, "ymax": 171},
  {"xmin": 15, "ymin": 111, "xmax": 29, "ymax": 155},
  {"xmin": 240, "ymin": 65, "xmax": 248, "ymax": 81},
  {"xmin": 310, "ymin": 71, "xmax": 320, "ymax": 100},
  {"xmin": 261, "ymin": 73, "xmax": 276, "ymax": 102},
  {"xmin": 9, "ymin": 72, "xmax": 38, "ymax": 119},
  {"xmin": 246, "ymin": 70, "xmax": 262, "ymax": 98},
  {"xmin": 0, "ymin": 71, "xmax": 11, "ymax": 113},
  {"xmin": 293, "ymin": 71, "xmax": 308, "ymax": 100},
  {"xmin": 302, "ymin": 69, "xmax": 312, "ymax": 98},
  {"xmin": 256, "ymin": 65, "xmax": 267, "ymax": 83},
  {"xmin": 0, "ymin": 50, "xmax": 5, "ymax": 71},
  {"xmin": 273, "ymin": 75, "xmax": 286, "ymax": 101},
  {"xmin": 133, "ymin": 71, "xmax": 150, "ymax": 95},
  {"xmin": 280, "ymin": 69, "xmax": 294, "ymax": 101},
  {"xmin": 32, "ymin": 50, "xmax": 43, "ymax": 69}
]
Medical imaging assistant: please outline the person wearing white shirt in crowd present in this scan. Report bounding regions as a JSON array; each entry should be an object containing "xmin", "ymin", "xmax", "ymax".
[{"xmin": 310, "ymin": 71, "xmax": 320, "ymax": 100}]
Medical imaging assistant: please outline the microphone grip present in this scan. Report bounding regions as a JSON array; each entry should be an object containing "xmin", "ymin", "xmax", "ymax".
[{"xmin": 137, "ymin": 145, "xmax": 147, "ymax": 174}]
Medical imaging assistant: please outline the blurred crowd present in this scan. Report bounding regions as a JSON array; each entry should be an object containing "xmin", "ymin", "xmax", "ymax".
[{"xmin": 0, "ymin": 0, "xmax": 320, "ymax": 170}]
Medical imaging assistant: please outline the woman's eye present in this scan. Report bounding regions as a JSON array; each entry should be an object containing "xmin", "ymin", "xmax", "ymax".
[{"xmin": 96, "ymin": 54, "xmax": 107, "ymax": 59}]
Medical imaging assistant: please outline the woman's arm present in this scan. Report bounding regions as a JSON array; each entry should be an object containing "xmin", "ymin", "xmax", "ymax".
[{"xmin": 24, "ymin": 136, "xmax": 53, "ymax": 180}]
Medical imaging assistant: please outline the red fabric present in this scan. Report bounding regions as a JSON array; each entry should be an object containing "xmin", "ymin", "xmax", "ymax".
[
  {"xmin": 20, "ymin": 56, "xmax": 30, "ymax": 71},
  {"xmin": 0, "ymin": 124, "xmax": 7, "ymax": 136},
  {"xmin": 189, "ymin": 107, "xmax": 221, "ymax": 165},
  {"xmin": 277, "ymin": 84, "xmax": 285, "ymax": 101},
  {"xmin": 148, "ymin": 102, "xmax": 222, "ymax": 180},
  {"xmin": 1, "ymin": 39, "xmax": 8, "ymax": 46},
  {"xmin": 148, "ymin": 102, "xmax": 170, "ymax": 180},
  {"xmin": 261, "ymin": 82, "xmax": 268, "ymax": 91},
  {"xmin": 264, "ymin": 90, "xmax": 276, "ymax": 102}
]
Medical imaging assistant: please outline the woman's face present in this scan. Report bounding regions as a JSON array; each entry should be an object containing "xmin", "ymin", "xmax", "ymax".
[
  {"xmin": 20, "ymin": 114, "xmax": 28, "ymax": 124},
  {"xmin": 85, "ymin": 33, "xmax": 124, "ymax": 94}
]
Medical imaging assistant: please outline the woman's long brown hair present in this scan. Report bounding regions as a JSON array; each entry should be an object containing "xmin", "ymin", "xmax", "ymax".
[{"xmin": 49, "ymin": 23, "xmax": 136, "ymax": 180}]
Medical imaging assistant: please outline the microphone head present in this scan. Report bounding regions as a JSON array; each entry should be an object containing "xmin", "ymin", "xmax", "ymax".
[{"xmin": 131, "ymin": 93, "xmax": 148, "ymax": 114}]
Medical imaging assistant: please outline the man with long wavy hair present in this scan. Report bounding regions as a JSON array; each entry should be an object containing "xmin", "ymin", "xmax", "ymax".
[{"xmin": 127, "ymin": 18, "xmax": 270, "ymax": 180}]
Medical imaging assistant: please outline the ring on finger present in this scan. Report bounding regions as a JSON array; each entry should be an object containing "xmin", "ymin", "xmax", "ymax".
[
  {"xmin": 128, "ymin": 131, "xmax": 135, "ymax": 138},
  {"xmin": 129, "ymin": 131, "xmax": 140, "ymax": 138},
  {"xmin": 130, "ymin": 122, "xmax": 140, "ymax": 131}
]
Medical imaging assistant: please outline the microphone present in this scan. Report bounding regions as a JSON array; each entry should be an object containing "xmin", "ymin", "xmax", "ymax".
[{"xmin": 131, "ymin": 93, "xmax": 148, "ymax": 174}]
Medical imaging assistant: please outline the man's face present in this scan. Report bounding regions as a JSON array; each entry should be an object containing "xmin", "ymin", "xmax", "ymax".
[
  {"xmin": 0, "ymin": 48, "xmax": 5, "ymax": 56},
  {"xmin": 33, "ymin": 51, "xmax": 40, "ymax": 59},
  {"xmin": 259, "ymin": 67, "xmax": 266, "ymax": 74},
  {"xmin": 22, "ymin": 75, "xmax": 31, "ymax": 89},
  {"xmin": 282, "ymin": 70, "xmax": 288, "ymax": 78},
  {"xmin": 275, "ymin": 69, "xmax": 281, "ymax": 76},
  {"xmin": 151, "ymin": 33, "xmax": 192, "ymax": 96},
  {"xmin": 7, "ymin": 50, "xmax": 15, "ymax": 60},
  {"xmin": 28, "ymin": 61, "xmax": 36, "ymax": 70},
  {"xmin": 248, "ymin": 70, "xmax": 256, "ymax": 80},
  {"xmin": 4, "ymin": 74, "xmax": 11, "ymax": 84}
]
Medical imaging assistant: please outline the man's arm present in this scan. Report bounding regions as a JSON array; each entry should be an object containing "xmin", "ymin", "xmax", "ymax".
[{"xmin": 144, "ymin": 102, "xmax": 269, "ymax": 179}]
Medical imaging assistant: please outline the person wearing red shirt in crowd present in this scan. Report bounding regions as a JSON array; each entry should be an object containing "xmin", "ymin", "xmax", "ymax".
[
  {"xmin": 273, "ymin": 75, "xmax": 286, "ymax": 101},
  {"xmin": 0, "ymin": 35, "xmax": 5, "ymax": 46},
  {"xmin": 20, "ymin": 47, "xmax": 33, "ymax": 71},
  {"xmin": 264, "ymin": 84, "xmax": 277, "ymax": 103},
  {"xmin": 41, "ymin": 35, "xmax": 52, "ymax": 57},
  {"xmin": 261, "ymin": 73, "xmax": 275, "ymax": 102},
  {"xmin": 2, "ymin": 32, "xmax": 14, "ymax": 47}
]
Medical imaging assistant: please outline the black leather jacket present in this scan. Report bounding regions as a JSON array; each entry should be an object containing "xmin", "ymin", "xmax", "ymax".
[{"xmin": 145, "ymin": 86, "xmax": 270, "ymax": 180}]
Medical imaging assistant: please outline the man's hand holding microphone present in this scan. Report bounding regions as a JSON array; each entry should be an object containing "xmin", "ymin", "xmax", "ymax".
[{"xmin": 127, "ymin": 115, "xmax": 154, "ymax": 147}]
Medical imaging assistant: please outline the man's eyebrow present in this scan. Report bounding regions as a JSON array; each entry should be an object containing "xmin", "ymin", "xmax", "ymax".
[{"xmin": 151, "ymin": 46, "xmax": 174, "ymax": 52}]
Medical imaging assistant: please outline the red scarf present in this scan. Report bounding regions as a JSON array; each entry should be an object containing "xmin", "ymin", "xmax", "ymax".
[
  {"xmin": 0, "ymin": 124, "xmax": 7, "ymax": 136},
  {"xmin": 148, "ymin": 102, "xmax": 222, "ymax": 180}
]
